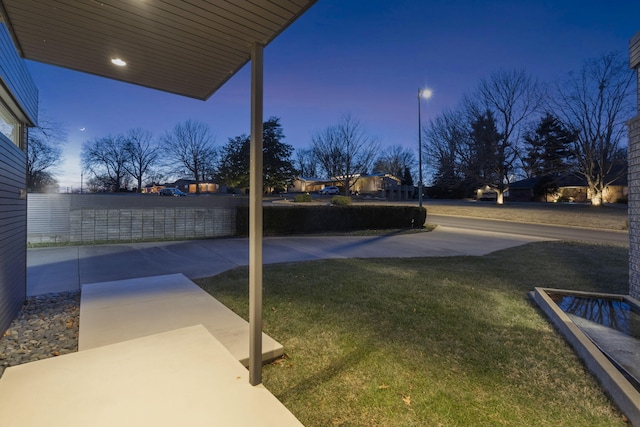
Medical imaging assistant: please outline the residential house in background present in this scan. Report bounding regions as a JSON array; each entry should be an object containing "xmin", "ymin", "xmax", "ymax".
[
  {"xmin": 173, "ymin": 179, "xmax": 221, "ymax": 194},
  {"xmin": 291, "ymin": 173, "xmax": 401, "ymax": 195},
  {"xmin": 508, "ymin": 171, "xmax": 628, "ymax": 203},
  {"xmin": 143, "ymin": 179, "xmax": 224, "ymax": 195},
  {"xmin": 290, "ymin": 177, "xmax": 332, "ymax": 193},
  {"xmin": 475, "ymin": 185, "xmax": 498, "ymax": 201},
  {"xmin": 348, "ymin": 173, "xmax": 401, "ymax": 194}
]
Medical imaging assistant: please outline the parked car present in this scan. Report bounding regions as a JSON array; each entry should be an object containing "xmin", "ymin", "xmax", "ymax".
[
  {"xmin": 319, "ymin": 186, "xmax": 340, "ymax": 195},
  {"xmin": 159, "ymin": 188, "xmax": 187, "ymax": 197}
]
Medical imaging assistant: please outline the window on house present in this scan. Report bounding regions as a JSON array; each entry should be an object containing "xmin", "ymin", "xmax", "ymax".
[{"xmin": 0, "ymin": 99, "xmax": 22, "ymax": 148}]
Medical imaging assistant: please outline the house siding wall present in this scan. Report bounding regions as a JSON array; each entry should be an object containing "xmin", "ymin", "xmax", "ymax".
[
  {"xmin": 629, "ymin": 30, "xmax": 640, "ymax": 299},
  {"xmin": 0, "ymin": 24, "xmax": 36, "ymax": 335},
  {"xmin": 0, "ymin": 24, "xmax": 38, "ymax": 124},
  {"xmin": 0, "ymin": 135, "xmax": 27, "ymax": 334}
]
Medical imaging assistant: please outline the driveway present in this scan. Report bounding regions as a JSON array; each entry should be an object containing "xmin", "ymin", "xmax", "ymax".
[{"xmin": 27, "ymin": 226, "xmax": 552, "ymax": 296}]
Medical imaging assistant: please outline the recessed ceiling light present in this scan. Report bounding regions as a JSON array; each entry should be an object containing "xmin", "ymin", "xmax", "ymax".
[{"xmin": 111, "ymin": 58, "xmax": 127, "ymax": 67}]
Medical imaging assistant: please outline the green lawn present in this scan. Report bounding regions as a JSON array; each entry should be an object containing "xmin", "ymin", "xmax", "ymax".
[{"xmin": 195, "ymin": 241, "xmax": 630, "ymax": 426}]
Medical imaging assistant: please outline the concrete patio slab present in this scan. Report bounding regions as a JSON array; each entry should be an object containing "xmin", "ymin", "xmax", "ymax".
[
  {"xmin": 0, "ymin": 325, "xmax": 302, "ymax": 427},
  {"xmin": 79, "ymin": 273, "xmax": 283, "ymax": 365}
]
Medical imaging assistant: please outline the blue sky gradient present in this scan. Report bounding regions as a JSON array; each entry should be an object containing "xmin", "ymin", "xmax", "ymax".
[{"xmin": 26, "ymin": 0, "xmax": 640, "ymax": 190}]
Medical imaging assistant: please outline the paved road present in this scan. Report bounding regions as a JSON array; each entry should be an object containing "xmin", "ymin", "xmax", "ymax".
[{"xmin": 428, "ymin": 214, "xmax": 629, "ymax": 246}]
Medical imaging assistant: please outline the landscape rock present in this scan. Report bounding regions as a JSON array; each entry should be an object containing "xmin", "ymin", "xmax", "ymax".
[{"xmin": 0, "ymin": 291, "xmax": 79, "ymax": 378}]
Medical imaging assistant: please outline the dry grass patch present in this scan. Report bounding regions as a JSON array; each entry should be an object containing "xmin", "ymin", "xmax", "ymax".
[{"xmin": 424, "ymin": 202, "xmax": 628, "ymax": 230}]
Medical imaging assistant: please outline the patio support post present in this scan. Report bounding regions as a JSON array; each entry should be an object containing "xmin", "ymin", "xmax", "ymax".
[
  {"xmin": 249, "ymin": 42, "xmax": 264, "ymax": 386},
  {"xmin": 417, "ymin": 89, "xmax": 423, "ymax": 208}
]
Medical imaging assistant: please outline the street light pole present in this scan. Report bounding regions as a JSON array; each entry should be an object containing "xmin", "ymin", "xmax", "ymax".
[{"xmin": 417, "ymin": 88, "xmax": 432, "ymax": 208}]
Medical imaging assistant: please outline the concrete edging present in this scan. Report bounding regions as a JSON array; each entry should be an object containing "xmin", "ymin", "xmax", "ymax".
[{"xmin": 533, "ymin": 287, "xmax": 640, "ymax": 425}]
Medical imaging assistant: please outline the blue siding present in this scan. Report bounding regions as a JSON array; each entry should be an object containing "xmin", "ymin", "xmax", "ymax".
[
  {"xmin": 0, "ymin": 134, "xmax": 26, "ymax": 334},
  {"xmin": 0, "ymin": 23, "xmax": 34, "ymax": 334},
  {"xmin": 0, "ymin": 23, "xmax": 37, "ymax": 125}
]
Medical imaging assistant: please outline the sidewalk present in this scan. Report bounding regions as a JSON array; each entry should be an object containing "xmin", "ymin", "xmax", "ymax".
[
  {"xmin": 27, "ymin": 226, "xmax": 553, "ymax": 296},
  {"xmin": 0, "ymin": 324, "xmax": 303, "ymax": 426},
  {"xmin": 3, "ymin": 227, "xmax": 554, "ymax": 426}
]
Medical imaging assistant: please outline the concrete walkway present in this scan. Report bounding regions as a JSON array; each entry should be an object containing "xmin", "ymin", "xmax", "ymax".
[
  {"xmin": 78, "ymin": 273, "xmax": 284, "ymax": 366},
  {"xmin": 0, "ymin": 325, "xmax": 302, "ymax": 426},
  {"xmin": 27, "ymin": 226, "xmax": 553, "ymax": 296},
  {"xmin": 1, "ymin": 227, "xmax": 554, "ymax": 426}
]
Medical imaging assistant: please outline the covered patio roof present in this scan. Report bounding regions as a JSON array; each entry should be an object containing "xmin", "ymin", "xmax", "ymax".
[
  {"xmin": 0, "ymin": 0, "xmax": 317, "ymax": 386},
  {"xmin": 0, "ymin": 0, "xmax": 316, "ymax": 100}
]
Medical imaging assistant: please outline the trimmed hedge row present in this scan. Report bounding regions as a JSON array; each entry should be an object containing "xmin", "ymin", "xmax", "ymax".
[{"xmin": 236, "ymin": 205, "xmax": 427, "ymax": 236}]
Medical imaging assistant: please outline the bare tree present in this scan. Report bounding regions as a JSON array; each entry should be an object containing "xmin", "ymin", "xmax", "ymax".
[
  {"xmin": 123, "ymin": 128, "xmax": 159, "ymax": 193},
  {"xmin": 312, "ymin": 114, "xmax": 379, "ymax": 195},
  {"xmin": 81, "ymin": 134, "xmax": 130, "ymax": 191},
  {"xmin": 373, "ymin": 144, "xmax": 416, "ymax": 182},
  {"xmin": 160, "ymin": 120, "xmax": 217, "ymax": 194},
  {"xmin": 552, "ymin": 52, "xmax": 635, "ymax": 206},
  {"xmin": 424, "ymin": 106, "xmax": 478, "ymax": 198},
  {"xmin": 424, "ymin": 109, "xmax": 461, "ymax": 170},
  {"xmin": 470, "ymin": 69, "xmax": 544, "ymax": 203},
  {"xmin": 27, "ymin": 118, "xmax": 67, "ymax": 192},
  {"xmin": 311, "ymin": 127, "xmax": 343, "ymax": 180},
  {"xmin": 295, "ymin": 147, "xmax": 320, "ymax": 178}
]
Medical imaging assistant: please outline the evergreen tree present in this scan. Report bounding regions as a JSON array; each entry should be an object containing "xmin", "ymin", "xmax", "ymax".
[
  {"xmin": 216, "ymin": 134, "xmax": 250, "ymax": 189},
  {"xmin": 262, "ymin": 117, "xmax": 297, "ymax": 192},
  {"xmin": 401, "ymin": 166, "xmax": 413, "ymax": 186},
  {"xmin": 464, "ymin": 110, "xmax": 504, "ymax": 196},
  {"xmin": 523, "ymin": 113, "xmax": 576, "ymax": 200},
  {"xmin": 216, "ymin": 117, "xmax": 297, "ymax": 192},
  {"xmin": 523, "ymin": 113, "xmax": 575, "ymax": 178}
]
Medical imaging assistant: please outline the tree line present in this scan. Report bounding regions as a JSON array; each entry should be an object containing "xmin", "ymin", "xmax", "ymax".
[
  {"xmin": 78, "ymin": 115, "xmax": 398, "ymax": 194},
  {"xmin": 424, "ymin": 51, "xmax": 634, "ymax": 206},
  {"xmin": 28, "ymin": 112, "xmax": 415, "ymax": 195},
  {"xmin": 27, "ymin": 50, "xmax": 635, "ymax": 205},
  {"xmin": 78, "ymin": 117, "xmax": 298, "ymax": 193}
]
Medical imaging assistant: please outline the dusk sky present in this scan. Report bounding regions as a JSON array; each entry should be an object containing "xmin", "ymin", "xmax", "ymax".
[{"xmin": 25, "ymin": 0, "xmax": 640, "ymax": 191}]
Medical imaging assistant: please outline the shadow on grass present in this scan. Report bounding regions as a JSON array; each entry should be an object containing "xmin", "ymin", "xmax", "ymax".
[
  {"xmin": 195, "ymin": 241, "xmax": 630, "ymax": 426},
  {"xmin": 275, "ymin": 345, "xmax": 374, "ymax": 403}
]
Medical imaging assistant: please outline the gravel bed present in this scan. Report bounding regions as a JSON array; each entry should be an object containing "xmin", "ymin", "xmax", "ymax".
[{"xmin": 0, "ymin": 291, "xmax": 80, "ymax": 378}]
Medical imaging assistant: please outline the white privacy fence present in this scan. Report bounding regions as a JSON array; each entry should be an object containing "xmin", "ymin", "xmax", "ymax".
[{"xmin": 27, "ymin": 194, "xmax": 245, "ymax": 244}]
